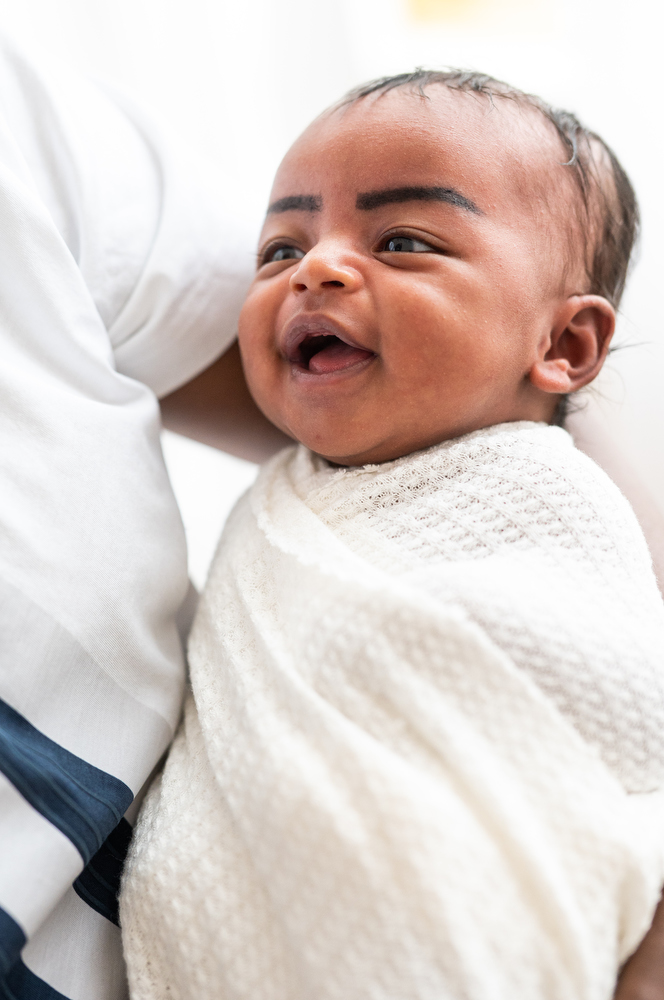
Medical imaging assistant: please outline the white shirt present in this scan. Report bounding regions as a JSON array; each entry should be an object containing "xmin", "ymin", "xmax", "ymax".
[{"xmin": 0, "ymin": 35, "xmax": 253, "ymax": 1000}]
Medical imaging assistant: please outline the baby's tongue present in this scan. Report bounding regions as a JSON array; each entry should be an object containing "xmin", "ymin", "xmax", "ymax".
[{"xmin": 308, "ymin": 339, "xmax": 373, "ymax": 374}]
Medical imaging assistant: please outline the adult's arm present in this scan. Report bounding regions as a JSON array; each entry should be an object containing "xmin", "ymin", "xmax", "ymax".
[
  {"xmin": 615, "ymin": 894, "xmax": 664, "ymax": 999},
  {"xmin": 160, "ymin": 340, "xmax": 292, "ymax": 463}
]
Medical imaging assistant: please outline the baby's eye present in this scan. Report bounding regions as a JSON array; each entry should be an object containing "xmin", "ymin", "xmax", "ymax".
[
  {"xmin": 381, "ymin": 235, "xmax": 437, "ymax": 253},
  {"xmin": 262, "ymin": 244, "xmax": 306, "ymax": 265}
]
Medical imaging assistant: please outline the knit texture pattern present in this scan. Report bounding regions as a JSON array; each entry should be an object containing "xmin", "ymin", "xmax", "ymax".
[{"xmin": 121, "ymin": 422, "xmax": 664, "ymax": 1000}]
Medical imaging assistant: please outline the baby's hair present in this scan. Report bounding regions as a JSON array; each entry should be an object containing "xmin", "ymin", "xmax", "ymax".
[{"xmin": 340, "ymin": 70, "xmax": 639, "ymax": 312}]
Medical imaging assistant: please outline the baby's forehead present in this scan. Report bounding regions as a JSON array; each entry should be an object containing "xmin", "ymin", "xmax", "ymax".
[{"xmin": 273, "ymin": 84, "xmax": 574, "ymax": 229}]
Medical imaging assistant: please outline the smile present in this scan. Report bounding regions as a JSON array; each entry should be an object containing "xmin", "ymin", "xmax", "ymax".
[{"xmin": 283, "ymin": 319, "xmax": 375, "ymax": 376}]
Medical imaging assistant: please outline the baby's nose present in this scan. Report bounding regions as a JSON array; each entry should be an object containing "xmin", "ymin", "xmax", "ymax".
[{"xmin": 289, "ymin": 245, "xmax": 362, "ymax": 294}]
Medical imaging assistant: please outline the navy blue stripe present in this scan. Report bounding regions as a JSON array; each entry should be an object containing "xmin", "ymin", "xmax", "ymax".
[
  {"xmin": 0, "ymin": 698, "xmax": 133, "ymax": 864},
  {"xmin": 0, "ymin": 909, "xmax": 25, "ymax": 981},
  {"xmin": 73, "ymin": 818, "xmax": 132, "ymax": 925},
  {"xmin": 0, "ymin": 907, "xmax": 69, "ymax": 999},
  {"xmin": 1, "ymin": 961, "xmax": 70, "ymax": 1000}
]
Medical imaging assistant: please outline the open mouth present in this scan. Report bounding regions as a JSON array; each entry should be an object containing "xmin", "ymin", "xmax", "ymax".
[{"xmin": 292, "ymin": 332, "xmax": 375, "ymax": 375}]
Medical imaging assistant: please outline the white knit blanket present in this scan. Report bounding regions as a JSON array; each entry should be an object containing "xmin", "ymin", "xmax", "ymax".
[{"xmin": 122, "ymin": 422, "xmax": 664, "ymax": 1000}]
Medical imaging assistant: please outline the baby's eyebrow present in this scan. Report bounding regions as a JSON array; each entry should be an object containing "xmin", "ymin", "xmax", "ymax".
[
  {"xmin": 356, "ymin": 186, "xmax": 482, "ymax": 215},
  {"xmin": 267, "ymin": 195, "xmax": 322, "ymax": 214}
]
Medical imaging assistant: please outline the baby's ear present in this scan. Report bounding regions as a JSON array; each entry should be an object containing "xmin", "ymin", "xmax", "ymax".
[{"xmin": 529, "ymin": 295, "xmax": 615, "ymax": 395}]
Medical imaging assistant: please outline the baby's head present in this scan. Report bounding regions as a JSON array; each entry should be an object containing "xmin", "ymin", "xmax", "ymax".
[{"xmin": 238, "ymin": 71, "xmax": 638, "ymax": 465}]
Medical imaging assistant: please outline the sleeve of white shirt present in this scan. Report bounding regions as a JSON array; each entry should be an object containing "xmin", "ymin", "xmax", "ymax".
[{"xmin": 0, "ymin": 36, "xmax": 254, "ymax": 1000}]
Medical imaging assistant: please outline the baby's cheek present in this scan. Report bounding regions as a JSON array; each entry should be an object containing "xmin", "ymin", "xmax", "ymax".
[
  {"xmin": 238, "ymin": 282, "xmax": 267, "ymax": 343},
  {"xmin": 241, "ymin": 348, "xmax": 283, "ymax": 425},
  {"xmin": 237, "ymin": 299, "xmax": 281, "ymax": 411}
]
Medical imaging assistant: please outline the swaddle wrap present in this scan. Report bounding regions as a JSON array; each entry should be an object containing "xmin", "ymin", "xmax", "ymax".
[{"xmin": 122, "ymin": 422, "xmax": 664, "ymax": 1000}]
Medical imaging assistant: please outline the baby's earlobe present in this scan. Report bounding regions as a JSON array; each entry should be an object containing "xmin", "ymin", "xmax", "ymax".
[
  {"xmin": 529, "ymin": 358, "xmax": 573, "ymax": 395},
  {"xmin": 537, "ymin": 294, "xmax": 616, "ymax": 394}
]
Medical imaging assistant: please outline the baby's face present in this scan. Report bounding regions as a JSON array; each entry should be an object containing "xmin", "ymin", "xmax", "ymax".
[{"xmin": 239, "ymin": 87, "xmax": 585, "ymax": 465}]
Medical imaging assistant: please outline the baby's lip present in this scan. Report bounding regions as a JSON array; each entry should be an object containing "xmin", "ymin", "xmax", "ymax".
[{"xmin": 281, "ymin": 315, "xmax": 375, "ymax": 373}]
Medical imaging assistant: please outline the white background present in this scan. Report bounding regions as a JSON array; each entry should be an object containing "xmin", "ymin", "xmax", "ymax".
[{"xmin": 2, "ymin": 0, "xmax": 662, "ymax": 586}]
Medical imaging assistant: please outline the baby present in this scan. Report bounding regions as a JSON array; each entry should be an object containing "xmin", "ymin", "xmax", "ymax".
[{"xmin": 121, "ymin": 72, "xmax": 664, "ymax": 1000}]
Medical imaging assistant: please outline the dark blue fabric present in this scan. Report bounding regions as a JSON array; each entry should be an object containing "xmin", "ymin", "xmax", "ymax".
[
  {"xmin": 0, "ymin": 910, "xmax": 25, "ymax": 981},
  {"xmin": 1, "ymin": 961, "xmax": 70, "ymax": 1000},
  {"xmin": 0, "ymin": 907, "xmax": 69, "ymax": 1000},
  {"xmin": 73, "ymin": 818, "xmax": 132, "ymax": 925},
  {"xmin": 0, "ymin": 697, "xmax": 133, "ymax": 864}
]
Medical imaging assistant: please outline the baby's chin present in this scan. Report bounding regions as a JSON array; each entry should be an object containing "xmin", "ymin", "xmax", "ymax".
[
  {"xmin": 294, "ymin": 427, "xmax": 456, "ymax": 468},
  {"xmin": 255, "ymin": 375, "xmax": 555, "ymax": 467},
  {"xmin": 289, "ymin": 409, "xmax": 547, "ymax": 467}
]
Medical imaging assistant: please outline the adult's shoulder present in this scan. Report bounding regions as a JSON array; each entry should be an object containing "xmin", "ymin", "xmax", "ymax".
[{"xmin": 0, "ymin": 34, "xmax": 255, "ymax": 396}]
